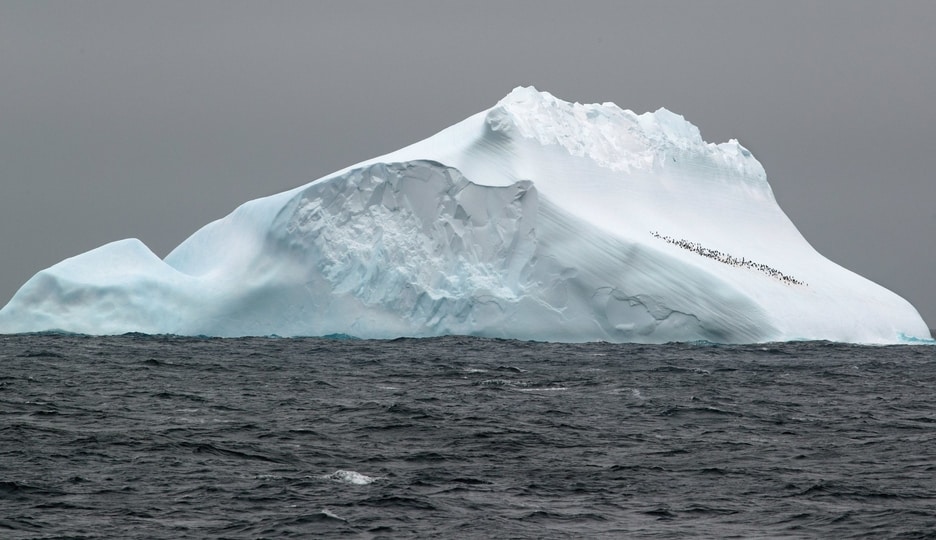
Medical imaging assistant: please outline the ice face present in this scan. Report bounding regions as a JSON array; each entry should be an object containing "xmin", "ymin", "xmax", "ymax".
[{"xmin": 0, "ymin": 87, "xmax": 929, "ymax": 343}]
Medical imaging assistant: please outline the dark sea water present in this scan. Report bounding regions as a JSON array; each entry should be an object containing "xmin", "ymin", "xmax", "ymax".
[{"xmin": 1, "ymin": 334, "xmax": 935, "ymax": 539}]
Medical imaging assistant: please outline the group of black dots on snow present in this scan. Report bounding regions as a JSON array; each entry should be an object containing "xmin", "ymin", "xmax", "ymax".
[{"xmin": 650, "ymin": 231, "xmax": 807, "ymax": 286}]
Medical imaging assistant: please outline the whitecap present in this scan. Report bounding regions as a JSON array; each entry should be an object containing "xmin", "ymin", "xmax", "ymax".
[
  {"xmin": 319, "ymin": 508, "xmax": 346, "ymax": 521},
  {"xmin": 321, "ymin": 470, "xmax": 378, "ymax": 485}
]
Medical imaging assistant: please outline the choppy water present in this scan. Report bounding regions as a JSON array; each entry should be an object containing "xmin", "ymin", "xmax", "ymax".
[{"xmin": 1, "ymin": 334, "xmax": 935, "ymax": 539}]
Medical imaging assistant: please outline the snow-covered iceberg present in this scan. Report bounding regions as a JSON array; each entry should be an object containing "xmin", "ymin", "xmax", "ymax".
[{"xmin": 0, "ymin": 87, "xmax": 929, "ymax": 343}]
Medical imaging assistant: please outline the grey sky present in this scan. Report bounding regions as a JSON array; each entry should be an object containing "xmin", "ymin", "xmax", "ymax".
[{"xmin": 1, "ymin": 1, "xmax": 934, "ymax": 328}]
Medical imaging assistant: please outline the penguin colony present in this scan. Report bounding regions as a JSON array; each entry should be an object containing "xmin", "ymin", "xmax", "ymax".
[{"xmin": 651, "ymin": 231, "xmax": 806, "ymax": 286}]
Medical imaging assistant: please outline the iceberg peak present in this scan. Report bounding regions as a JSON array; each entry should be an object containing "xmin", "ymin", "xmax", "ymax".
[{"xmin": 485, "ymin": 87, "xmax": 767, "ymax": 194}]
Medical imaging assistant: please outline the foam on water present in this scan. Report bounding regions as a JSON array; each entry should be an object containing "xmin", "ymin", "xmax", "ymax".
[{"xmin": 321, "ymin": 470, "xmax": 379, "ymax": 486}]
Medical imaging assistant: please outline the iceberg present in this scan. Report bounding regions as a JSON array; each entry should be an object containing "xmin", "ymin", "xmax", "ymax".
[{"xmin": 0, "ymin": 87, "xmax": 929, "ymax": 343}]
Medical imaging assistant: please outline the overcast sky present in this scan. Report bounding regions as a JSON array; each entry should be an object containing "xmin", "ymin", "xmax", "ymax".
[{"xmin": 1, "ymin": 1, "xmax": 934, "ymax": 328}]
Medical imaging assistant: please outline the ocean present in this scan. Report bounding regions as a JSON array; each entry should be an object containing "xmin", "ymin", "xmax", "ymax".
[{"xmin": 1, "ymin": 334, "xmax": 935, "ymax": 539}]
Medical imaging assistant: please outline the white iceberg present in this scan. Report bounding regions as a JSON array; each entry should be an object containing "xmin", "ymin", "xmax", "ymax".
[{"xmin": 0, "ymin": 87, "xmax": 929, "ymax": 343}]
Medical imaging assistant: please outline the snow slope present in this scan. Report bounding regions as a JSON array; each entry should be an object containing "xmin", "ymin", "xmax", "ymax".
[{"xmin": 0, "ymin": 87, "xmax": 929, "ymax": 343}]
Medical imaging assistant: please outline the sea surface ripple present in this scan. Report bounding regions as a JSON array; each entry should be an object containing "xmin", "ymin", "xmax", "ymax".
[{"xmin": 1, "ymin": 334, "xmax": 935, "ymax": 539}]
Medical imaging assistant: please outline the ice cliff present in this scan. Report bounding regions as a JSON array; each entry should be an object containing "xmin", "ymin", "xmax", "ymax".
[{"xmin": 0, "ymin": 87, "xmax": 929, "ymax": 343}]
